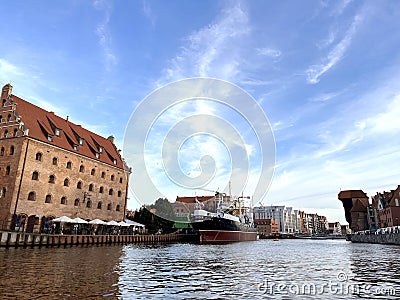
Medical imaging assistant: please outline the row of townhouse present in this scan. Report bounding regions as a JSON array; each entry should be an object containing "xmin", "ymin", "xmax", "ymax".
[
  {"xmin": 338, "ymin": 186, "xmax": 400, "ymax": 232},
  {"xmin": 253, "ymin": 205, "xmax": 333, "ymax": 235}
]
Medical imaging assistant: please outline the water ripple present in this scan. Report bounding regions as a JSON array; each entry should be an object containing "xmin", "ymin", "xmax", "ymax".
[{"xmin": 0, "ymin": 240, "xmax": 399, "ymax": 299}]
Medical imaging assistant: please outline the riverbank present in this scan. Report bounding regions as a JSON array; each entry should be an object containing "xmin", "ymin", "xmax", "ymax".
[
  {"xmin": 351, "ymin": 232, "xmax": 400, "ymax": 245},
  {"xmin": 0, "ymin": 231, "xmax": 198, "ymax": 248}
]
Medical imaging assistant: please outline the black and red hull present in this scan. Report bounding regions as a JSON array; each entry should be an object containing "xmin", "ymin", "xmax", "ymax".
[
  {"xmin": 198, "ymin": 229, "xmax": 258, "ymax": 243},
  {"xmin": 191, "ymin": 216, "xmax": 258, "ymax": 243}
]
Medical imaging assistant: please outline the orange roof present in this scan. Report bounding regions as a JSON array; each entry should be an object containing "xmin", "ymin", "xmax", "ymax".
[
  {"xmin": 176, "ymin": 196, "xmax": 214, "ymax": 203},
  {"xmin": 11, "ymin": 94, "xmax": 127, "ymax": 170}
]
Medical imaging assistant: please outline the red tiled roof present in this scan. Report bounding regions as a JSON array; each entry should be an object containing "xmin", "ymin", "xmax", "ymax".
[
  {"xmin": 338, "ymin": 190, "xmax": 368, "ymax": 200},
  {"xmin": 11, "ymin": 94, "xmax": 126, "ymax": 169},
  {"xmin": 176, "ymin": 196, "xmax": 214, "ymax": 204}
]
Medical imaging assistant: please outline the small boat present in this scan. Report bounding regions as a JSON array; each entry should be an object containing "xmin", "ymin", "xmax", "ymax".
[{"xmin": 273, "ymin": 237, "xmax": 279, "ymax": 241}]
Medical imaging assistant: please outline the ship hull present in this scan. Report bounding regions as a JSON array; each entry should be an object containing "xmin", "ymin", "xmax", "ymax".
[
  {"xmin": 191, "ymin": 216, "xmax": 258, "ymax": 243},
  {"xmin": 198, "ymin": 229, "xmax": 258, "ymax": 243}
]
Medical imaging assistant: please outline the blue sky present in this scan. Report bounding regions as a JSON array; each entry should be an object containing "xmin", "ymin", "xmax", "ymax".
[{"xmin": 1, "ymin": 1, "xmax": 400, "ymax": 223}]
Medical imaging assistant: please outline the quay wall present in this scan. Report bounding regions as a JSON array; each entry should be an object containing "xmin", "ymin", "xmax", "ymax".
[
  {"xmin": 0, "ymin": 231, "xmax": 198, "ymax": 248},
  {"xmin": 351, "ymin": 233, "xmax": 400, "ymax": 245}
]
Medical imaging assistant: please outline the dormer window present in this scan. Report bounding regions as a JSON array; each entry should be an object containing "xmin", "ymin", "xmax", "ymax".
[
  {"xmin": 99, "ymin": 146, "xmax": 103, "ymax": 153},
  {"xmin": 47, "ymin": 134, "xmax": 53, "ymax": 142},
  {"xmin": 73, "ymin": 145, "xmax": 78, "ymax": 150},
  {"xmin": 113, "ymin": 159, "xmax": 117, "ymax": 165},
  {"xmin": 95, "ymin": 153, "xmax": 100, "ymax": 158},
  {"xmin": 55, "ymin": 128, "xmax": 60, "ymax": 136},
  {"xmin": 79, "ymin": 138, "xmax": 84, "ymax": 145}
]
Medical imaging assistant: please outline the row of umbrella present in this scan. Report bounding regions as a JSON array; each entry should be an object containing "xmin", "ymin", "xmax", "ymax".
[{"xmin": 52, "ymin": 216, "xmax": 144, "ymax": 227}]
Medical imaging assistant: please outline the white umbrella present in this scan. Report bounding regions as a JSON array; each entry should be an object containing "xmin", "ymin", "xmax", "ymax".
[
  {"xmin": 53, "ymin": 216, "xmax": 73, "ymax": 222},
  {"xmin": 125, "ymin": 220, "xmax": 145, "ymax": 227},
  {"xmin": 118, "ymin": 221, "xmax": 130, "ymax": 227},
  {"xmin": 106, "ymin": 220, "xmax": 119, "ymax": 226},
  {"xmin": 89, "ymin": 219, "xmax": 106, "ymax": 225},
  {"xmin": 70, "ymin": 217, "xmax": 88, "ymax": 224}
]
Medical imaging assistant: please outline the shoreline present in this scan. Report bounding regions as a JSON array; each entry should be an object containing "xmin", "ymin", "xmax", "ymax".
[{"xmin": 0, "ymin": 231, "xmax": 198, "ymax": 248}]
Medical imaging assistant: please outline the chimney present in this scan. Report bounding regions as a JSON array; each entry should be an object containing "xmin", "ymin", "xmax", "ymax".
[
  {"xmin": 107, "ymin": 135, "xmax": 115, "ymax": 144},
  {"xmin": 2, "ymin": 83, "xmax": 13, "ymax": 100}
]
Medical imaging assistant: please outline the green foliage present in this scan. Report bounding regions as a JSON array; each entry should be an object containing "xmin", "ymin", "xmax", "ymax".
[{"xmin": 130, "ymin": 198, "xmax": 175, "ymax": 234}]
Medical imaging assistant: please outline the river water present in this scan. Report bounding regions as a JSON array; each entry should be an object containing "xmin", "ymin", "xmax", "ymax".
[{"xmin": 0, "ymin": 239, "xmax": 399, "ymax": 299}]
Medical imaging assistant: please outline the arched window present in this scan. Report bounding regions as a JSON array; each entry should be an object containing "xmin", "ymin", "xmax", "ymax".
[
  {"xmin": 0, "ymin": 115, "xmax": 2, "ymax": 123},
  {"xmin": 118, "ymin": 190, "xmax": 122, "ymax": 197},
  {"xmin": 45, "ymin": 194, "xmax": 52, "ymax": 203},
  {"xmin": 32, "ymin": 171, "xmax": 39, "ymax": 180},
  {"xmin": 91, "ymin": 168, "xmax": 95, "ymax": 175},
  {"xmin": 99, "ymin": 186, "xmax": 104, "ymax": 193},
  {"xmin": 9, "ymin": 146, "xmax": 14, "ymax": 155},
  {"xmin": 48, "ymin": 175, "xmax": 55, "ymax": 184},
  {"xmin": 116, "ymin": 204, "xmax": 121, "ymax": 212},
  {"xmin": 5, "ymin": 166, "xmax": 10, "ymax": 175},
  {"xmin": 97, "ymin": 202, "xmax": 102, "ymax": 209},
  {"xmin": 4, "ymin": 130, "xmax": 9, "ymax": 138},
  {"xmin": 79, "ymin": 165, "xmax": 85, "ymax": 173},
  {"xmin": 13, "ymin": 129, "xmax": 18, "ymax": 137},
  {"xmin": 63, "ymin": 178, "xmax": 69, "ymax": 187},
  {"xmin": 7, "ymin": 114, "xmax": 11, "ymax": 122},
  {"xmin": 119, "ymin": 177, "xmax": 123, "ymax": 184},
  {"xmin": 0, "ymin": 147, "xmax": 4, "ymax": 156},
  {"xmin": 111, "ymin": 174, "xmax": 115, "ymax": 181},
  {"xmin": 28, "ymin": 191, "xmax": 36, "ymax": 201},
  {"xmin": 52, "ymin": 157, "xmax": 58, "ymax": 165},
  {"xmin": 2, "ymin": 99, "xmax": 6, "ymax": 107},
  {"xmin": 101, "ymin": 171, "xmax": 106, "ymax": 178},
  {"xmin": 74, "ymin": 199, "xmax": 79, "ymax": 206},
  {"xmin": 86, "ymin": 200, "xmax": 92, "ymax": 208},
  {"xmin": 35, "ymin": 152, "xmax": 42, "ymax": 161},
  {"xmin": 107, "ymin": 203, "xmax": 112, "ymax": 210},
  {"xmin": 89, "ymin": 183, "xmax": 94, "ymax": 192},
  {"xmin": 77, "ymin": 181, "xmax": 82, "ymax": 189},
  {"xmin": 109, "ymin": 188, "xmax": 114, "ymax": 196},
  {"xmin": 1, "ymin": 187, "xmax": 6, "ymax": 198},
  {"xmin": 66, "ymin": 161, "xmax": 72, "ymax": 169},
  {"xmin": 61, "ymin": 197, "xmax": 67, "ymax": 205}
]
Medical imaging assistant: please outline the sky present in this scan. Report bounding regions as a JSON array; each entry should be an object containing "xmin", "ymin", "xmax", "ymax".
[{"xmin": 1, "ymin": 0, "xmax": 400, "ymax": 224}]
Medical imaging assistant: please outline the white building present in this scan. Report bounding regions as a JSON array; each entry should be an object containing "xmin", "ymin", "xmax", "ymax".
[{"xmin": 254, "ymin": 205, "xmax": 301, "ymax": 234}]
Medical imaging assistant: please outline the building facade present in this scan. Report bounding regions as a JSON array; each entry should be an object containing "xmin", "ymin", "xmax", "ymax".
[
  {"xmin": 0, "ymin": 84, "xmax": 131, "ymax": 233},
  {"xmin": 253, "ymin": 218, "xmax": 279, "ymax": 237},
  {"xmin": 253, "ymin": 205, "xmax": 301, "ymax": 234},
  {"xmin": 338, "ymin": 190, "xmax": 369, "ymax": 232},
  {"xmin": 371, "ymin": 186, "xmax": 400, "ymax": 229}
]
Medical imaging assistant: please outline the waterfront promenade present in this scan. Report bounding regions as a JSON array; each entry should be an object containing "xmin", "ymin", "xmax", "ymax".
[{"xmin": 0, "ymin": 231, "xmax": 197, "ymax": 248}]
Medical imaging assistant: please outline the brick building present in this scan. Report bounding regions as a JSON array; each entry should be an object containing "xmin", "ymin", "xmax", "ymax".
[
  {"xmin": 0, "ymin": 84, "xmax": 131, "ymax": 233},
  {"xmin": 338, "ymin": 190, "xmax": 369, "ymax": 232},
  {"xmin": 371, "ymin": 185, "xmax": 400, "ymax": 228},
  {"xmin": 254, "ymin": 218, "xmax": 278, "ymax": 237}
]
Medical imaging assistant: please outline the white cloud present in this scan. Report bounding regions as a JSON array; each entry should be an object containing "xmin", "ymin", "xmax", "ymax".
[
  {"xmin": 94, "ymin": 0, "xmax": 117, "ymax": 71},
  {"xmin": 142, "ymin": 0, "xmax": 156, "ymax": 27},
  {"xmin": 256, "ymin": 47, "xmax": 281, "ymax": 58},
  {"xmin": 306, "ymin": 13, "xmax": 362, "ymax": 84},
  {"xmin": 157, "ymin": 3, "xmax": 250, "ymax": 85}
]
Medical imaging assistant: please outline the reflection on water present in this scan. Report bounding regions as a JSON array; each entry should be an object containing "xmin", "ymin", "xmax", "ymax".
[
  {"xmin": 0, "ymin": 240, "xmax": 399, "ymax": 299},
  {"xmin": 0, "ymin": 246, "xmax": 122, "ymax": 299}
]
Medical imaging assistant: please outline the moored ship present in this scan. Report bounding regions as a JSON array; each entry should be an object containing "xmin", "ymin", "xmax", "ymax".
[{"xmin": 190, "ymin": 192, "xmax": 258, "ymax": 243}]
